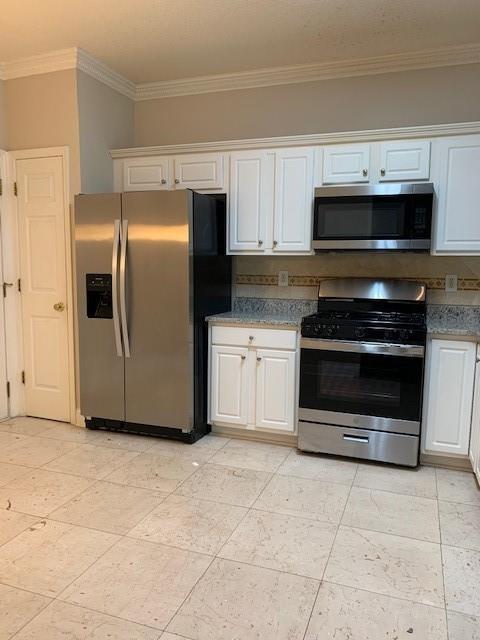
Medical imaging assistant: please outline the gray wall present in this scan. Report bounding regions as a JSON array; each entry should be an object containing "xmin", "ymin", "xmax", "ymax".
[
  {"xmin": 134, "ymin": 63, "xmax": 480, "ymax": 146},
  {"xmin": 77, "ymin": 70, "xmax": 134, "ymax": 193},
  {"xmin": 5, "ymin": 69, "xmax": 82, "ymax": 197}
]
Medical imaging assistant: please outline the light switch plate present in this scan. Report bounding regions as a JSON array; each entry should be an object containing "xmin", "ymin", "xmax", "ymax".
[
  {"xmin": 445, "ymin": 274, "xmax": 458, "ymax": 292},
  {"xmin": 278, "ymin": 271, "xmax": 289, "ymax": 287}
]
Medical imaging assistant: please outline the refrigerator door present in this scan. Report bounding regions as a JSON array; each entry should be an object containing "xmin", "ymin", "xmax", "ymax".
[
  {"xmin": 122, "ymin": 190, "xmax": 193, "ymax": 430},
  {"xmin": 75, "ymin": 194, "xmax": 125, "ymax": 421}
]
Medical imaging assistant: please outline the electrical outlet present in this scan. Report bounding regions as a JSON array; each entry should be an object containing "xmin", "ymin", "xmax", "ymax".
[
  {"xmin": 445, "ymin": 274, "xmax": 458, "ymax": 292},
  {"xmin": 278, "ymin": 271, "xmax": 289, "ymax": 287}
]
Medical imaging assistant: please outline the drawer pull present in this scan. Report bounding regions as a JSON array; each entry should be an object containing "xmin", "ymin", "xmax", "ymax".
[
  {"xmin": 343, "ymin": 434, "xmax": 369, "ymax": 444},
  {"xmin": 249, "ymin": 335, "xmax": 254, "ymax": 342}
]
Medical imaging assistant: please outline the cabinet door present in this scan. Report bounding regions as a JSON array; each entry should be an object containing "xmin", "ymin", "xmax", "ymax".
[
  {"xmin": 273, "ymin": 148, "xmax": 314, "ymax": 253},
  {"xmin": 433, "ymin": 135, "xmax": 480, "ymax": 254},
  {"xmin": 210, "ymin": 345, "xmax": 248, "ymax": 426},
  {"xmin": 255, "ymin": 349, "xmax": 295, "ymax": 432},
  {"xmin": 173, "ymin": 153, "xmax": 225, "ymax": 190},
  {"xmin": 378, "ymin": 140, "xmax": 430, "ymax": 181},
  {"xmin": 229, "ymin": 151, "xmax": 272, "ymax": 252},
  {"xmin": 322, "ymin": 144, "xmax": 370, "ymax": 184},
  {"xmin": 423, "ymin": 339, "xmax": 476, "ymax": 455},
  {"xmin": 469, "ymin": 351, "xmax": 480, "ymax": 482},
  {"xmin": 123, "ymin": 157, "xmax": 171, "ymax": 191}
]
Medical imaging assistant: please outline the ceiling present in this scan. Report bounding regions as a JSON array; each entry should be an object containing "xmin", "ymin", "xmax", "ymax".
[{"xmin": 1, "ymin": 0, "xmax": 480, "ymax": 83}]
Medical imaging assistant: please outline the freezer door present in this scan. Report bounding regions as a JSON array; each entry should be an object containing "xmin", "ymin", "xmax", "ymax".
[
  {"xmin": 122, "ymin": 190, "xmax": 193, "ymax": 430},
  {"xmin": 75, "ymin": 194, "xmax": 125, "ymax": 420}
]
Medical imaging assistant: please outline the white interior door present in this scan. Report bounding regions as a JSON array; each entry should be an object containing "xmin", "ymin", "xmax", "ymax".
[{"xmin": 16, "ymin": 155, "xmax": 71, "ymax": 421}]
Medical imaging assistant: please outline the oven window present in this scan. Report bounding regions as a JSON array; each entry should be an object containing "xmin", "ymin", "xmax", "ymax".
[
  {"xmin": 315, "ymin": 196, "xmax": 407, "ymax": 240},
  {"xmin": 300, "ymin": 349, "xmax": 423, "ymax": 421}
]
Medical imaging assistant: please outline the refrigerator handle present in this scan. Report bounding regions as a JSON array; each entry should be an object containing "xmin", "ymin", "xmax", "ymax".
[
  {"xmin": 112, "ymin": 219, "xmax": 123, "ymax": 357},
  {"xmin": 120, "ymin": 219, "xmax": 131, "ymax": 358}
]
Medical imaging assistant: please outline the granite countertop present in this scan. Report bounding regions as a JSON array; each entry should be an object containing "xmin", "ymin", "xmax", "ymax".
[
  {"xmin": 206, "ymin": 310, "xmax": 303, "ymax": 328},
  {"xmin": 207, "ymin": 299, "xmax": 480, "ymax": 338}
]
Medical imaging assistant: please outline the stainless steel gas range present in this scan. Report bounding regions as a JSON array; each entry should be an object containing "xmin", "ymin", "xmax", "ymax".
[{"xmin": 298, "ymin": 278, "xmax": 427, "ymax": 467}]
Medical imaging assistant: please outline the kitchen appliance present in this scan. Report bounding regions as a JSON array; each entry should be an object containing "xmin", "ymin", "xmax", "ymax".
[
  {"xmin": 298, "ymin": 278, "xmax": 427, "ymax": 466},
  {"xmin": 75, "ymin": 190, "xmax": 231, "ymax": 441},
  {"xmin": 313, "ymin": 183, "xmax": 434, "ymax": 251}
]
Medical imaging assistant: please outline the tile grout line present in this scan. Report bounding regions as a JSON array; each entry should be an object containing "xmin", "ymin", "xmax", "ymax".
[
  {"xmin": 301, "ymin": 465, "xmax": 358, "ymax": 640},
  {"xmin": 436, "ymin": 468, "xmax": 451, "ymax": 640}
]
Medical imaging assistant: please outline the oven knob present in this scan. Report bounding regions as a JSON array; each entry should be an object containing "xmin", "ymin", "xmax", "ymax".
[
  {"xmin": 355, "ymin": 327, "xmax": 366, "ymax": 338},
  {"xmin": 325, "ymin": 325, "xmax": 336, "ymax": 337}
]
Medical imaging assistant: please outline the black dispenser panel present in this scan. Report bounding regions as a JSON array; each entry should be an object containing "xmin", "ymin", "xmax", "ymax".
[{"xmin": 86, "ymin": 274, "xmax": 113, "ymax": 319}]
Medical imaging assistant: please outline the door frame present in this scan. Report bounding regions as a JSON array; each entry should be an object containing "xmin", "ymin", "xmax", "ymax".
[
  {"xmin": 11, "ymin": 147, "xmax": 76, "ymax": 424},
  {"xmin": 0, "ymin": 150, "xmax": 15, "ymax": 417}
]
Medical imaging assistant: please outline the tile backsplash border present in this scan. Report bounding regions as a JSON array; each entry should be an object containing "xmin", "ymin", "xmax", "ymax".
[{"xmin": 236, "ymin": 274, "xmax": 480, "ymax": 290}]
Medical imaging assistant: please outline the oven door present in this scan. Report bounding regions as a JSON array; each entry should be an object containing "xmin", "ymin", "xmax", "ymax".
[
  {"xmin": 313, "ymin": 189, "xmax": 432, "ymax": 250},
  {"xmin": 299, "ymin": 339, "xmax": 424, "ymax": 435}
]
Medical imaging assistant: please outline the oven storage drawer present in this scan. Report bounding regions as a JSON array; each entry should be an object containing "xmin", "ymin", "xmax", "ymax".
[{"xmin": 298, "ymin": 421, "xmax": 419, "ymax": 467}]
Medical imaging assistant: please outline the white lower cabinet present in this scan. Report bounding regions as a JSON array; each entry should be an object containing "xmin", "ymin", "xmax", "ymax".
[
  {"xmin": 255, "ymin": 349, "xmax": 296, "ymax": 432},
  {"xmin": 422, "ymin": 339, "xmax": 476, "ymax": 456},
  {"xmin": 210, "ymin": 345, "xmax": 248, "ymax": 426},
  {"xmin": 209, "ymin": 326, "xmax": 298, "ymax": 434},
  {"xmin": 469, "ymin": 352, "xmax": 480, "ymax": 482}
]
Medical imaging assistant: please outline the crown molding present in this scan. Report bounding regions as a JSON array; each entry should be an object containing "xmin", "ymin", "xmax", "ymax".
[
  {"xmin": 76, "ymin": 49, "xmax": 136, "ymax": 99},
  {"xmin": 110, "ymin": 120, "xmax": 480, "ymax": 158},
  {"xmin": 135, "ymin": 42, "xmax": 480, "ymax": 100},
  {"xmin": 1, "ymin": 42, "xmax": 480, "ymax": 101},
  {"xmin": 0, "ymin": 47, "xmax": 135, "ymax": 99},
  {"xmin": 0, "ymin": 48, "xmax": 77, "ymax": 80}
]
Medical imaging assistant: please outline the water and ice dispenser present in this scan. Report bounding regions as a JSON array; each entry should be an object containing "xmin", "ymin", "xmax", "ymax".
[{"xmin": 86, "ymin": 274, "xmax": 113, "ymax": 319}]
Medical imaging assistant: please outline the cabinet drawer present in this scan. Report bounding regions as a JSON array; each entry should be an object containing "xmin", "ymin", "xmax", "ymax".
[{"xmin": 211, "ymin": 325, "xmax": 297, "ymax": 350}]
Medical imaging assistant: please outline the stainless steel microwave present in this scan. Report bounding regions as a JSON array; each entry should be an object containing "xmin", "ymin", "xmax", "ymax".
[{"xmin": 313, "ymin": 183, "xmax": 434, "ymax": 251}]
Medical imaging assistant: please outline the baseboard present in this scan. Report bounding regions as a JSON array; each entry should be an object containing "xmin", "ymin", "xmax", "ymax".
[
  {"xmin": 420, "ymin": 452, "xmax": 473, "ymax": 471},
  {"xmin": 74, "ymin": 408, "xmax": 85, "ymax": 427},
  {"xmin": 211, "ymin": 425, "xmax": 297, "ymax": 447}
]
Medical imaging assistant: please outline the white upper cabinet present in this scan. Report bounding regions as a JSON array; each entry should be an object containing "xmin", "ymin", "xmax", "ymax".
[
  {"xmin": 378, "ymin": 140, "xmax": 430, "ymax": 182},
  {"xmin": 273, "ymin": 148, "xmax": 314, "ymax": 253},
  {"xmin": 123, "ymin": 157, "xmax": 171, "ymax": 191},
  {"xmin": 423, "ymin": 338, "xmax": 476, "ymax": 456},
  {"xmin": 255, "ymin": 349, "xmax": 295, "ymax": 432},
  {"xmin": 433, "ymin": 135, "xmax": 480, "ymax": 254},
  {"xmin": 229, "ymin": 150, "xmax": 273, "ymax": 252},
  {"xmin": 322, "ymin": 144, "xmax": 370, "ymax": 184},
  {"xmin": 173, "ymin": 153, "xmax": 226, "ymax": 190}
]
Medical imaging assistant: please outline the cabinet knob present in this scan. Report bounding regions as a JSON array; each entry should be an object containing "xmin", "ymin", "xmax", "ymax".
[
  {"xmin": 174, "ymin": 178, "xmax": 180, "ymax": 184},
  {"xmin": 161, "ymin": 179, "xmax": 167, "ymax": 184},
  {"xmin": 241, "ymin": 355, "xmax": 246, "ymax": 360},
  {"xmin": 273, "ymin": 240, "xmax": 278, "ymax": 247},
  {"xmin": 380, "ymin": 168, "xmax": 386, "ymax": 177},
  {"xmin": 249, "ymin": 336, "xmax": 254, "ymax": 342},
  {"xmin": 256, "ymin": 356, "xmax": 262, "ymax": 362},
  {"xmin": 258, "ymin": 240, "xmax": 263, "ymax": 246},
  {"xmin": 362, "ymin": 169, "xmax": 368, "ymax": 177}
]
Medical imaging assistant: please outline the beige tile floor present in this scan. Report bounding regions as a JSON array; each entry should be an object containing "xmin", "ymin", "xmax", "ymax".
[{"xmin": 0, "ymin": 418, "xmax": 479, "ymax": 639}]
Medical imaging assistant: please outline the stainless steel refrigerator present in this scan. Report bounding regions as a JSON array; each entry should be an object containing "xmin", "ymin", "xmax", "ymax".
[{"xmin": 75, "ymin": 190, "xmax": 231, "ymax": 441}]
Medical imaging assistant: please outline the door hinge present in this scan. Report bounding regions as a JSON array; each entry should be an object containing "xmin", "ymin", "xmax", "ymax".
[
  {"xmin": 13, "ymin": 182, "xmax": 17, "ymax": 197},
  {"xmin": 21, "ymin": 371, "xmax": 25, "ymax": 385},
  {"xmin": 17, "ymin": 279, "xmax": 21, "ymax": 293},
  {"xmin": 6, "ymin": 381, "xmax": 10, "ymax": 398}
]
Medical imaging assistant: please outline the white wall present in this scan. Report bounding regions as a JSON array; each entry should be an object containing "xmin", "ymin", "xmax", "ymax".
[{"xmin": 77, "ymin": 70, "xmax": 134, "ymax": 193}]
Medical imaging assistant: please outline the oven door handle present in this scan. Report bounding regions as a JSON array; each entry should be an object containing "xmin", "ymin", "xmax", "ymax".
[{"xmin": 300, "ymin": 338, "xmax": 424, "ymax": 357}]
